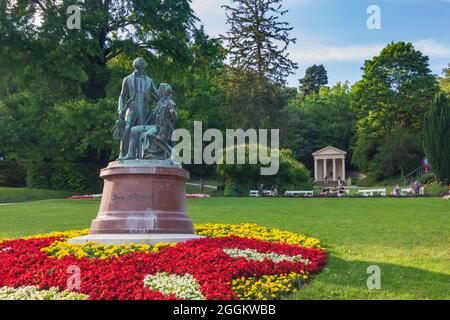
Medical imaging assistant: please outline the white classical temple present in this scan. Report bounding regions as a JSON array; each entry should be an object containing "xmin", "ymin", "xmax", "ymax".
[{"xmin": 312, "ymin": 146, "xmax": 346, "ymax": 183}]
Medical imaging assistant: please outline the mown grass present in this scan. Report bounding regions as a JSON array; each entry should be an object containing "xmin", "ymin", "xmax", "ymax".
[
  {"xmin": 0, "ymin": 187, "xmax": 72, "ymax": 203},
  {"xmin": 0, "ymin": 197, "xmax": 449, "ymax": 299}
]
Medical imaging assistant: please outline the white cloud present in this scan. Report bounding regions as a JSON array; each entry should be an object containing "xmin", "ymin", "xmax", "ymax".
[
  {"xmin": 414, "ymin": 39, "xmax": 450, "ymax": 59},
  {"xmin": 291, "ymin": 39, "xmax": 450, "ymax": 65},
  {"xmin": 292, "ymin": 43, "xmax": 384, "ymax": 63}
]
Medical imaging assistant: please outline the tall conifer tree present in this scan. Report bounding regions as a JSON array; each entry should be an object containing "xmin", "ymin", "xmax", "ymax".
[
  {"xmin": 423, "ymin": 93, "xmax": 450, "ymax": 184},
  {"xmin": 222, "ymin": 0, "xmax": 298, "ymax": 84}
]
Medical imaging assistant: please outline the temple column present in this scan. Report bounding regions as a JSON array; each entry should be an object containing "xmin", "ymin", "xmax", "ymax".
[
  {"xmin": 333, "ymin": 158, "xmax": 337, "ymax": 181},
  {"xmin": 314, "ymin": 158, "xmax": 318, "ymax": 181},
  {"xmin": 342, "ymin": 158, "xmax": 346, "ymax": 180},
  {"xmin": 323, "ymin": 158, "xmax": 327, "ymax": 181}
]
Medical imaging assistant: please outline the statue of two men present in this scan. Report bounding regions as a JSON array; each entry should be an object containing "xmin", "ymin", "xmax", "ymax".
[{"xmin": 114, "ymin": 58, "xmax": 177, "ymax": 162}]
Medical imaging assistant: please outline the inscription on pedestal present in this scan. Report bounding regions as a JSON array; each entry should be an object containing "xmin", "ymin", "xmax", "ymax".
[
  {"xmin": 89, "ymin": 162, "xmax": 194, "ymax": 235},
  {"xmin": 111, "ymin": 193, "xmax": 152, "ymax": 202}
]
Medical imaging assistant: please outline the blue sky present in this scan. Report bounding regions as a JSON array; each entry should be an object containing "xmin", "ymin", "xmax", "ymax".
[{"xmin": 192, "ymin": 0, "xmax": 450, "ymax": 87}]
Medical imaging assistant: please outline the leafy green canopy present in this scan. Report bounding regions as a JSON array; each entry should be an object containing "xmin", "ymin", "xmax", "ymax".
[
  {"xmin": 0, "ymin": 0, "xmax": 197, "ymax": 100},
  {"xmin": 351, "ymin": 41, "xmax": 439, "ymax": 179},
  {"xmin": 0, "ymin": 1, "xmax": 226, "ymax": 166},
  {"xmin": 279, "ymin": 83, "xmax": 355, "ymax": 169}
]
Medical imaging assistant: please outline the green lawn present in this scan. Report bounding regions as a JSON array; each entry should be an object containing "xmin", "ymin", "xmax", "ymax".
[
  {"xmin": 0, "ymin": 186, "xmax": 215, "ymax": 203},
  {"xmin": 0, "ymin": 187, "xmax": 72, "ymax": 203},
  {"xmin": 0, "ymin": 197, "xmax": 449, "ymax": 299}
]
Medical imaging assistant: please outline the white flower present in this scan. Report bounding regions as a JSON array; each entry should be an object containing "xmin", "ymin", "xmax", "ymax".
[
  {"xmin": 0, "ymin": 286, "xmax": 88, "ymax": 300},
  {"xmin": 224, "ymin": 248, "xmax": 311, "ymax": 264},
  {"xmin": 144, "ymin": 272, "xmax": 204, "ymax": 300}
]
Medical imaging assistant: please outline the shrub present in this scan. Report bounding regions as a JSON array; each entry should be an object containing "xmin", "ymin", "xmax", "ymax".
[
  {"xmin": 27, "ymin": 161, "xmax": 103, "ymax": 194},
  {"xmin": 424, "ymin": 181, "xmax": 449, "ymax": 197},
  {"xmin": 216, "ymin": 145, "xmax": 312, "ymax": 196},
  {"xmin": 0, "ymin": 160, "xmax": 27, "ymax": 187},
  {"xmin": 26, "ymin": 161, "xmax": 53, "ymax": 190},
  {"xmin": 419, "ymin": 172, "xmax": 437, "ymax": 185}
]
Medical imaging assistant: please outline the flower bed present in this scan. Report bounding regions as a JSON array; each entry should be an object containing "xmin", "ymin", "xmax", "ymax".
[
  {"xmin": 0, "ymin": 224, "xmax": 327, "ymax": 300},
  {"xmin": 68, "ymin": 194, "xmax": 211, "ymax": 199}
]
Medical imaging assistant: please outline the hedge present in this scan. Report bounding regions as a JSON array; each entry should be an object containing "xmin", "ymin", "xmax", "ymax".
[
  {"xmin": 27, "ymin": 161, "xmax": 103, "ymax": 194},
  {"xmin": 0, "ymin": 160, "xmax": 27, "ymax": 187}
]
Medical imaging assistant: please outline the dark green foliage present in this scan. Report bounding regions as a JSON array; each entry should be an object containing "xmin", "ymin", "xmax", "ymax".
[
  {"xmin": 0, "ymin": 161, "xmax": 27, "ymax": 187},
  {"xmin": 279, "ymin": 83, "xmax": 355, "ymax": 169},
  {"xmin": 27, "ymin": 161, "xmax": 102, "ymax": 194},
  {"xmin": 216, "ymin": 146, "xmax": 312, "ymax": 196},
  {"xmin": 299, "ymin": 64, "xmax": 328, "ymax": 97},
  {"xmin": 423, "ymin": 93, "xmax": 450, "ymax": 184},
  {"xmin": 26, "ymin": 162, "xmax": 54, "ymax": 190},
  {"xmin": 370, "ymin": 128, "xmax": 423, "ymax": 179},
  {"xmin": 42, "ymin": 98, "xmax": 118, "ymax": 163},
  {"xmin": 352, "ymin": 42, "xmax": 439, "ymax": 177},
  {"xmin": 0, "ymin": 92, "xmax": 44, "ymax": 160},
  {"xmin": 0, "ymin": 0, "xmax": 197, "ymax": 101},
  {"xmin": 420, "ymin": 172, "xmax": 437, "ymax": 185}
]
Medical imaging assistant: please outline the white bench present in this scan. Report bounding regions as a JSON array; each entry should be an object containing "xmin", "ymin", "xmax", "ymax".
[
  {"xmin": 401, "ymin": 188, "xmax": 413, "ymax": 196},
  {"xmin": 250, "ymin": 190, "xmax": 273, "ymax": 197},
  {"xmin": 284, "ymin": 190, "xmax": 314, "ymax": 197},
  {"xmin": 358, "ymin": 188, "xmax": 387, "ymax": 197},
  {"xmin": 402, "ymin": 187, "xmax": 425, "ymax": 195}
]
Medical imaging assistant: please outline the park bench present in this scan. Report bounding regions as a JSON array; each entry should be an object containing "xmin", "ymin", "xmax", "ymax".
[
  {"xmin": 249, "ymin": 190, "xmax": 273, "ymax": 197},
  {"xmin": 401, "ymin": 188, "xmax": 413, "ymax": 196},
  {"xmin": 401, "ymin": 187, "xmax": 425, "ymax": 196},
  {"xmin": 284, "ymin": 190, "xmax": 314, "ymax": 197},
  {"xmin": 358, "ymin": 188, "xmax": 386, "ymax": 197}
]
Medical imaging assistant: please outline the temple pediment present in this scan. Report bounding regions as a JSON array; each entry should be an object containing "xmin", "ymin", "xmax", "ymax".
[{"xmin": 312, "ymin": 146, "xmax": 347, "ymax": 156}]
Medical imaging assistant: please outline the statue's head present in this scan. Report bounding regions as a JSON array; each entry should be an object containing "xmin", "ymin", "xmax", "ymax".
[
  {"xmin": 133, "ymin": 57, "xmax": 148, "ymax": 73},
  {"xmin": 158, "ymin": 83, "xmax": 172, "ymax": 99}
]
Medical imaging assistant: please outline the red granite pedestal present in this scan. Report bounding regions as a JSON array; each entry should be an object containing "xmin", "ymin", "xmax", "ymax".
[{"xmin": 68, "ymin": 161, "xmax": 203, "ymax": 245}]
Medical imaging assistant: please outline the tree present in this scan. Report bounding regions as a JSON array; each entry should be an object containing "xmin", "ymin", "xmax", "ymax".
[
  {"xmin": 279, "ymin": 82, "xmax": 355, "ymax": 169},
  {"xmin": 371, "ymin": 128, "xmax": 423, "ymax": 179},
  {"xmin": 219, "ymin": 0, "xmax": 297, "ymax": 129},
  {"xmin": 216, "ymin": 146, "xmax": 311, "ymax": 195},
  {"xmin": 439, "ymin": 64, "xmax": 450, "ymax": 95},
  {"xmin": 423, "ymin": 93, "xmax": 450, "ymax": 184},
  {"xmin": 0, "ymin": 0, "xmax": 197, "ymax": 100},
  {"xmin": 351, "ymin": 41, "xmax": 439, "ymax": 175},
  {"xmin": 222, "ymin": 0, "xmax": 298, "ymax": 84},
  {"xmin": 299, "ymin": 64, "xmax": 328, "ymax": 97}
]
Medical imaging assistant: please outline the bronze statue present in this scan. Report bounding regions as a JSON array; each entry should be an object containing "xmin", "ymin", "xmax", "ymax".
[
  {"xmin": 115, "ymin": 59, "xmax": 178, "ymax": 163},
  {"xmin": 116, "ymin": 57, "xmax": 158, "ymax": 159},
  {"xmin": 143, "ymin": 83, "xmax": 178, "ymax": 160}
]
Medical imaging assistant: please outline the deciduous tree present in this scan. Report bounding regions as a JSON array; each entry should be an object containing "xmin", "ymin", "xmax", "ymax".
[{"xmin": 351, "ymin": 41, "xmax": 439, "ymax": 176}]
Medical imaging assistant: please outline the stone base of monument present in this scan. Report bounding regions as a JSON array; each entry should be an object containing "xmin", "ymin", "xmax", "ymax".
[
  {"xmin": 68, "ymin": 160, "xmax": 204, "ymax": 245},
  {"xmin": 68, "ymin": 233, "xmax": 204, "ymax": 246}
]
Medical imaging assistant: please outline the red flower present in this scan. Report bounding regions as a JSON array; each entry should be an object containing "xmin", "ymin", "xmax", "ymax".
[{"xmin": 0, "ymin": 236, "xmax": 327, "ymax": 300}]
